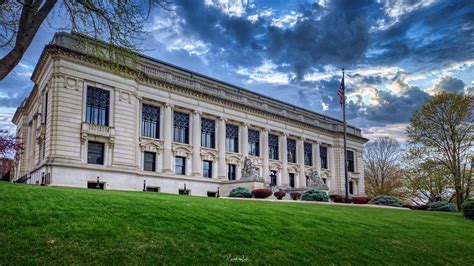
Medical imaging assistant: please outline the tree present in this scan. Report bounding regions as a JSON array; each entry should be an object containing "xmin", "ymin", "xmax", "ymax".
[
  {"xmin": 0, "ymin": 0, "xmax": 170, "ymax": 80},
  {"xmin": 0, "ymin": 134, "xmax": 23, "ymax": 158},
  {"xmin": 364, "ymin": 137, "xmax": 404, "ymax": 197},
  {"xmin": 406, "ymin": 92, "xmax": 473, "ymax": 210},
  {"xmin": 402, "ymin": 146, "xmax": 453, "ymax": 205}
]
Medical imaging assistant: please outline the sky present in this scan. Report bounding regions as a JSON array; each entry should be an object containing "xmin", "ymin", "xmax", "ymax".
[{"xmin": 1, "ymin": 0, "xmax": 473, "ymax": 141}]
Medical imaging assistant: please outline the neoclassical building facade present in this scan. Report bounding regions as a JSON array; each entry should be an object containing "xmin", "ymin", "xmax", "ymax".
[{"xmin": 12, "ymin": 32, "xmax": 368, "ymax": 196}]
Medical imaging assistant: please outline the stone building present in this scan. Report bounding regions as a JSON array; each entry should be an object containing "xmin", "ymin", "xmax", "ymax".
[{"xmin": 12, "ymin": 32, "xmax": 368, "ymax": 196}]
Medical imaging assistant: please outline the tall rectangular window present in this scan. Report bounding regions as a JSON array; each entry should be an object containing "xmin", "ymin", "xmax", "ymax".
[
  {"xmin": 289, "ymin": 173, "xmax": 295, "ymax": 188},
  {"xmin": 201, "ymin": 118, "xmax": 215, "ymax": 148},
  {"xmin": 270, "ymin": 170, "xmax": 277, "ymax": 186},
  {"xmin": 225, "ymin": 124, "xmax": 239, "ymax": 153},
  {"xmin": 142, "ymin": 104, "xmax": 160, "ymax": 138},
  {"xmin": 86, "ymin": 86, "xmax": 110, "ymax": 126},
  {"xmin": 228, "ymin": 164, "xmax": 236, "ymax": 180},
  {"xmin": 287, "ymin": 139, "xmax": 296, "ymax": 163},
  {"xmin": 349, "ymin": 181, "xmax": 354, "ymax": 195},
  {"xmin": 269, "ymin": 134, "xmax": 279, "ymax": 160},
  {"xmin": 347, "ymin": 150, "xmax": 355, "ymax": 172},
  {"xmin": 175, "ymin": 156, "xmax": 185, "ymax": 175},
  {"xmin": 88, "ymin": 141, "xmax": 104, "ymax": 165},
  {"xmin": 203, "ymin": 160, "xmax": 212, "ymax": 178},
  {"xmin": 144, "ymin": 152, "xmax": 156, "ymax": 171},
  {"xmin": 174, "ymin": 111, "xmax": 189, "ymax": 144},
  {"xmin": 304, "ymin": 142, "xmax": 312, "ymax": 166},
  {"xmin": 320, "ymin": 146, "xmax": 328, "ymax": 169},
  {"xmin": 248, "ymin": 129, "xmax": 260, "ymax": 156}
]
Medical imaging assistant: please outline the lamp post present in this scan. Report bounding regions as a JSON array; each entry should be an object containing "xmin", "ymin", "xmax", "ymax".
[
  {"xmin": 217, "ymin": 187, "xmax": 220, "ymax": 198},
  {"xmin": 143, "ymin": 180, "xmax": 147, "ymax": 192},
  {"xmin": 96, "ymin": 176, "xmax": 100, "ymax": 189},
  {"xmin": 184, "ymin": 183, "xmax": 187, "ymax": 195}
]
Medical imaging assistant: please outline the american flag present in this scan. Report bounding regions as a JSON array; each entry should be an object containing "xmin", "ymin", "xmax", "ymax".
[{"xmin": 337, "ymin": 73, "xmax": 345, "ymax": 109}]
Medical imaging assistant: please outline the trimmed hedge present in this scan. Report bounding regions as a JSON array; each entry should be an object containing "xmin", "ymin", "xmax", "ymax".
[
  {"xmin": 414, "ymin": 204, "xmax": 429, "ymax": 211},
  {"xmin": 462, "ymin": 199, "xmax": 474, "ymax": 220},
  {"xmin": 370, "ymin": 195, "xmax": 402, "ymax": 207},
  {"xmin": 290, "ymin": 192, "xmax": 302, "ymax": 200},
  {"xmin": 229, "ymin": 187, "xmax": 251, "ymax": 198},
  {"xmin": 330, "ymin": 194, "xmax": 345, "ymax": 203},
  {"xmin": 274, "ymin": 191, "xmax": 286, "ymax": 200},
  {"xmin": 428, "ymin": 201, "xmax": 457, "ymax": 212},
  {"xmin": 301, "ymin": 190, "xmax": 329, "ymax": 202},
  {"xmin": 351, "ymin": 197, "xmax": 371, "ymax": 204},
  {"xmin": 251, "ymin": 189, "xmax": 273, "ymax": 199}
]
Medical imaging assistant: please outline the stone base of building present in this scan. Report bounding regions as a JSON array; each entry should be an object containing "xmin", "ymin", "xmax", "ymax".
[
  {"xmin": 219, "ymin": 179, "xmax": 265, "ymax": 197},
  {"xmin": 31, "ymin": 164, "xmax": 222, "ymax": 196}
]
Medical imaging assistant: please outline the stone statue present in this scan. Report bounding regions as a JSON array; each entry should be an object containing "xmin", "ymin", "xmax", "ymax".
[
  {"xmin": 241, "ymin": 157, "xmax": 261, "ymax": 181},
  {"xmin": 306, "ymin": 170, "xmax": 329, "ymax": 190}
]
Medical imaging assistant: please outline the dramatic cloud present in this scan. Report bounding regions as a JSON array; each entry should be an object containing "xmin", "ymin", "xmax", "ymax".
[{"xmin": 1, "ymin": 0, "xmax": 474, "ymax": 141}]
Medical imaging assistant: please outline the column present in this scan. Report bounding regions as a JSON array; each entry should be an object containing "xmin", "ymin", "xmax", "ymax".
[
  {"xmin": 262, "ymin": 128, "xmax": 269, "ymax": 182},
  {"xmin": 162, "ymin": 103, "xmax": 173, "ymax": 173},
  {"xmin": 281, "ymin": 133, "xmax": 288, "ymax": 186},
  {"xmin": 314, "ymin": 142, "xmax": 321, "ymax": 171},
  {"xmin": 328, "ymin": 145, "xmax": 337, "ymax": 194},
  {"xmin": 191, "ymin": 111, "xmax": 201, "ymax": 176},
  {"xmin": 217, "ymin": 117, "xmax": 227, "ymax": 179},
  {"xmin": 241, "ymin": 123, "xmax": 248, "ymax": 158},
  {"xmin": 297, "ymin": 137, "xmax": 305, "ymax": 188}
]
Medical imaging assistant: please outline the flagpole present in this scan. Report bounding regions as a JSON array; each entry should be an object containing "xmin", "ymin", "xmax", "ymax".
[{"xmin": 342, "ymin": 69, "xmax": 349, "ymax": 203}]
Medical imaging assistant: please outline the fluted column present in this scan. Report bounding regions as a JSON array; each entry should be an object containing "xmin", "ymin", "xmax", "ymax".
[
  {"xmin": 162, "ymin": 103, "xmax": 173, "ymax": 173},
  {"xmin": 262, "ymin": 128, "xmax": 269, "ymax": 182},
  {"xmin": 314, "ymin": 142, "xmax": 321, "ymax": 171},
  {"xmin": 217, "ymin": 117, "xmax": 227, "ymax": 179},
  {"xmin": 297, "ymin": 137, "xmax": 305, "ymax": 188},
  {"xmin": 241, "ymin": 123, "xmax": 248, "ymax": 158},
  {"xmin": 329, "ymin": 145, "xmax": 337, "ymax": 194},
  {"xmin": 281, "ymin": 133, "xmax": 288, "ymax": 186},
  {"xmin": 191, "ymin": 111, "xmax": 201, "ymax": 176}
]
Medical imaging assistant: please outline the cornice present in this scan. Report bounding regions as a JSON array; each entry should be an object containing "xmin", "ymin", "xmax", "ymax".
[{"xmin": 29, "ymin": 32, "xmax": 368, "ymax": 143}]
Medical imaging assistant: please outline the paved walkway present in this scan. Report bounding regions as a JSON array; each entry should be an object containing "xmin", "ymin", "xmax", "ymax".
[{"xmin": 220, "ymin": 197, "xmax": 410, "ymax": 210}]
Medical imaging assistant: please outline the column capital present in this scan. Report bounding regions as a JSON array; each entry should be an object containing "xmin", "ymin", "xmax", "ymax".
[
  {"xmin": 262, "ymin": 127, "xmax": 270, "ymax": 132},
  {"xmin": 193, "ymin": 110, "xmax": 201, "ymax": 115},
  {"xmin": 218, "ymin": 116, "xmax": 226, "ymax": 122},
  {"xmin": 282, "ymin": 132, "xmax": 289, "ymax": 137},
  {"xmin": 240, "ymin": 122, "xmax": 249, "ymax": 127},
  {"xmin": 165, "ymin": 103, "xmax": 174, "ymax": 108}
]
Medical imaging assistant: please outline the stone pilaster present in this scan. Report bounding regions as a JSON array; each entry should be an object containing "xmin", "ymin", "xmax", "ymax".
[
  {"xmin": 262, "ymin": 128, "xmax": 269, "ymax": 182},
  {"xmin": 281, "ymin": 133, "xmax": 288, "ymax": 186},
  {"xmin": 241, "ymin": 123, "xmax": 248, "ymax": 158},
  {"xmin": 297, "ymin": 137, "xmax": 305, "ymax": 188},
  {"xmin": 314, "ymin": 142, "xmax": 321, "ymax": 172},
  {"xmin": 191, "ymin": 111, "xmax": 201, "ymax": 176},
  {"xmin": 162, "ymin": 103, "xmax": 173, "ymax": 173},
  {"xmin": 217, "ymin": 117, "xmax": 226, "ymax": 179}
]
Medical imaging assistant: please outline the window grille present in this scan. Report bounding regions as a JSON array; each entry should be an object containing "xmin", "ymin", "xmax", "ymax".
[
  {"xmin": 86, "ymin": 86, "xmax": 110, "ymax": 126},
  {"xmin": 142, "ymin": 104, "xmax": 160, "ymax": 138}
]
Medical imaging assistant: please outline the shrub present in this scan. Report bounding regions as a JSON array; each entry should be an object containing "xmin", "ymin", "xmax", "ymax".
[
  {"xmin": 330, "ymin": 194, "xmax": 345, "ymax": 203},
  {"xmin": 351, "ymin": 197, "xmax": 371, "ymax": 204},
  {"xmin": 290, "ymin": 192, "xmax": 301, "ymax": 200},
  {"xmin": 428, "ymin": 201, "xmax": 457, "ymax": 212},
  {"xmin": 251, "ymin": 189, "xmax": 273, "ymax": 199},
  {"xmin": 402, "ymin": 204, "xmax": 413, "ymax": 209},
  {"xmin": 414, "ymin": 204, "xmax": 429, "ymax": 211},
  {"xmin": 462, "ymin": 199, "xmax": 474, "ymax": 220},
  {"xmin": 229, "ymin": 187, "xmax": 251, "ymax": 198},
  {"xmin": 301, "ymin": 190, "xmax": 329, "ymax": 202},
  {"xmin": 274, "ymin": 191, "xmax": 286, "ymax": 200},
  {"xmin": 370, "ymin": 195, "xmax": 402, "ymax": 207}
]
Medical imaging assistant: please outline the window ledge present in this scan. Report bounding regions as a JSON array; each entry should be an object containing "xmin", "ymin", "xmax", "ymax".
[{"xmin": 81, "ymin": 122, "xmax": 115, "ymax": 143}]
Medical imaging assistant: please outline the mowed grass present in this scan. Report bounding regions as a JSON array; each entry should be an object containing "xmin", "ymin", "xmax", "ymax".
[{"xmin": 0, "ymin": 182, "xmax": 473, "ymax": 265}]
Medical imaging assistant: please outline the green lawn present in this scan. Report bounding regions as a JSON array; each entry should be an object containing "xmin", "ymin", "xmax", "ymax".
[{"xmin": 0, "ymin": 182, "xmax": 473, "ymax": 265}]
